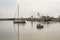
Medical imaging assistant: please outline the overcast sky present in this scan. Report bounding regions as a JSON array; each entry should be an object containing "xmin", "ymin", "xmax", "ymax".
[{"xmin": 0, "ymin": 0, "xmax": 60, "ymax": 18}]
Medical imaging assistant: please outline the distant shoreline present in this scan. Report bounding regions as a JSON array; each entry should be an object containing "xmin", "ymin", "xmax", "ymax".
[{"xmin": 0, "ymin": 18, "xmax": 60, "ymax": 22}]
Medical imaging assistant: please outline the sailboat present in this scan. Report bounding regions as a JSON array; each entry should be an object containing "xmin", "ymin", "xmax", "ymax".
[{"xmin": 14, "ymin": 5, "xmax": 26, "ymax": 23}]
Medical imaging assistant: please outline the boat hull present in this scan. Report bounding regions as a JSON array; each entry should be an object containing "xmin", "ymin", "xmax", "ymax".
[
  {"xmin": 14, "ymin": 20, "xmax": 26, "ymax": 23},
  {"xmin": 14, "ymin": 21, "xmax": 26, "ymax": 23},
  {"xmin": 37, "ymin": 26, "xmax": 43, "ymax": 28},
  {"xmin": 37, "ymin": 24, "xmax": 43, "ymax": 28}
]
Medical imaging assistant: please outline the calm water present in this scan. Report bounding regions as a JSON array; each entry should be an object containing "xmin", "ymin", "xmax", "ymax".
[{"xmin": 0, "ymin": 21, "xmax": 60, "ymax": 40}]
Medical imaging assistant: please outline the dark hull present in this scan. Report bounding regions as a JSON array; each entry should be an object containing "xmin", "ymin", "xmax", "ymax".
[
  {"xmin": 37, "ymin": 24, "xmax": 43, "ymax": 28},
  {"xmin": 14, "ymin": 20, "xmax": 26, "ymax": 23},
  {"xmin": 37, "ymin": 26, "xmax": 43, "ymax": 28},
  {"xmin": 44, "ymin": 19, "xmax": 51, "ymax": 21},
  {"xmin": 14, "ymin": 22, "xmax": 26, "ymax": 23}
]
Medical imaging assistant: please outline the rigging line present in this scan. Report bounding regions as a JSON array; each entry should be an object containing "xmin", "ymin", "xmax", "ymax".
[
  {"xmin": 14, "ymin": 5, "xmax": 18, "ymax": 18},
  {"xmin": 14, "ymin": 10, "xmax": 17, "ymax": 18}
]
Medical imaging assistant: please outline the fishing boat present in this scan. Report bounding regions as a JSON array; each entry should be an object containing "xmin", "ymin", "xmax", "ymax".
[{"xmin": 14, "ymin": 5, "xmax": 26, "ymax": 23}]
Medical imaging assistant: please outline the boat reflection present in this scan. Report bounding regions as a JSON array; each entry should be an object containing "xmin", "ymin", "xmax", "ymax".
[
  {"xmin": 13, "ymin": 23, "xmax": 26, "ymax": 40},
  {"xmin": 43, "ymin": 21, "xmax": 51, "ymax": 24},
  {"xmin": 17, "ymin": 24, "xmax": 19, "ymax": 40},
  {"xmin": 43, "ymin": 21, "xmax": 52, "ymax": 27},
  {"xmin": 13, "ymin": 24, "xmax": 20, "ymax": 40},
  {"xmin": 31, "ymin": 21, "xmax": 33, "ymax": 28},
  {"xmin": 14, "ymin": 22, "xmax": 26, "ymax": 27}
]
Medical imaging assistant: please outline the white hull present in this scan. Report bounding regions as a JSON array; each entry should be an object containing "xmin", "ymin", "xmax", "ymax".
[{"xmin": 14, "ymin": 20, "xmax": 26, "ymax": 23}]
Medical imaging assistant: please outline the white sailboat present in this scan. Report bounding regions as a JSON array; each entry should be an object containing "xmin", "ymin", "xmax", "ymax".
[{"xmin": 14, "ymin": 5, "xmax": 26, "ymax": 23}]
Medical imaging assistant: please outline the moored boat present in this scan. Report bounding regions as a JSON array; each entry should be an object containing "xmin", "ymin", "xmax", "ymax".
[
  {"xmin": 13, "ymin": 4, "xmax": 26, "ymax": 23},
  {"xmin": 14, "ymin": 20, "xmax": 26, "ymax": 23},
  {"xmin": 37, "ymin": 24, "xmax": 43, "ymax": 28}
]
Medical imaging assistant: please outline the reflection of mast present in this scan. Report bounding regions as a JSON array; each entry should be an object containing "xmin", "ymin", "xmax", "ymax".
[
  {"xmin": 31, "ymin": 21, "xmax": 33, "ymax": 27},
  {"xmin": 18, "ymin": 24, "xmax": 19, "ymax": 40}
]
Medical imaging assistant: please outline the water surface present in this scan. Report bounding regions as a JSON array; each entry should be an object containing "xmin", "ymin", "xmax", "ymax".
[{"xmin": 0, "ymin": 21, "xmax": 60, "ymax": 40}]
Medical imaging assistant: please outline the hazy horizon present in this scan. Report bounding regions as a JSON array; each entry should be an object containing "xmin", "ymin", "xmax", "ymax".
[{"xmin": 0, "ymin": 0, "xmax": 60, "ymax": 18}]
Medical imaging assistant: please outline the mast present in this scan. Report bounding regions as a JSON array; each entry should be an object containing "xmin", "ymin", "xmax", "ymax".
[{"xmin": 18, "ymin": 5, "xmax": 19, "ymax": 19}]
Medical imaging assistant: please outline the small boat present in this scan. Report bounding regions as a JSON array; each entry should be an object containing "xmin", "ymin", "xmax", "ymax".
[
  {"xmin": 37, "ymin": 24, "xmax": 43, "ymax": 28},
  {"xmin": 14, "ymin": 20, "xmax": 26, "ymax": 23}
]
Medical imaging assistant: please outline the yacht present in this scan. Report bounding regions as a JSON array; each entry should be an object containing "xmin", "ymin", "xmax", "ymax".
[
  {"xmin": 14, "ymin": 20, "xmax": 26, "ymax": 23},
  {"xmin": 14, "ymin": 5, "xmax": 26, "ymax": 23}
]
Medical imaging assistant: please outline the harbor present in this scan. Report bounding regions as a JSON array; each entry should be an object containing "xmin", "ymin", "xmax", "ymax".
[
  {"xmin": 0, "ymin": 0, "xmax": 60, "ymax": 40},
  {"xmin": 0, "ymin": 21, "xmax": 60, "ymax": 40},
  {"xmin": 0, "ymin": 16, "xmax": 60, "ymax": 22}
]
